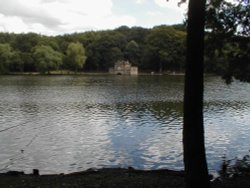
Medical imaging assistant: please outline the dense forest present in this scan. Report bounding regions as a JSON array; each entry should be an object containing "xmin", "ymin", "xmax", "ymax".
[
  {"xmin": 0, "ymin": 25, "xmax": 185, "ymax": 74},
  {"xmin": 0, "ymin": 0, "xmax": 249, "ymax": 78}
]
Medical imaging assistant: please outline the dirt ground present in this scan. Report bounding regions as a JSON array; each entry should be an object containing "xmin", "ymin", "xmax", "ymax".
[{"xmin": 0, "ymin": 168, "xmax": 250, "ymax": 188}]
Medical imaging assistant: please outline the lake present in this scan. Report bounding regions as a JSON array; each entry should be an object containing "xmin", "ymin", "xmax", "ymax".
[{"xmin": 0, "ymin": 75, "xmax": 250, "ymax": 175}]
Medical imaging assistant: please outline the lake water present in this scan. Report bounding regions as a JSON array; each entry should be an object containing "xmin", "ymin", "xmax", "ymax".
[{"xmin": 0, "ymin": 75, "xmax": 250, "ymax": 175}]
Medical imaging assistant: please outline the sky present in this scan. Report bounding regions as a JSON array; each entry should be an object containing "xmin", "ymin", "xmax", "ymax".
[{"xmin": 0, "ymin": 0, "xmax": 187, "ymax": 36}]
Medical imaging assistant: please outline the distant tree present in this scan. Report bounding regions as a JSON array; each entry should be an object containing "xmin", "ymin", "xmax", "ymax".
[
  {"xmin": 144, "ymin": 26, "xmax": 186, "ymax": 72},
  {"xmin": 109, "ymin": 47, "xmax": 124, "ymax": 64},
  {"xmin": 0, "ymin": 43, "xmax": 12, "ymax": 73},
  {"xmin": 65, "ymin": 42, "xmax": 87, "ymax": 72},
  {"xmin": 12, "ymin": 33, "xmax": 40, "ymax": 52},
  {"xmin": 129, "ymin": 27, "xmax": 149, "ymax": 44},
  {"xmin": 9, "ymin": 51, "xmax": 24, "ymax": 72},
  {"xmin": 86, "ymin": 32, "xmax": 126, "ymax": 71},
  {"xmin": 114, "ymin": 25, "xmax": 131, "ymax": 36},
  {"xmin": 33, "ymin": 45, "xmax": 63, "ymax": 74},
  {"xmin": 0, "ymin": 33, "xmax": 16, "ymax": 44},
  {"xmin": 38, "ymin": 36, "xmax": 60, "ymax": 51},
  {"xmin": 124, "ymin": 40, "xmax": 140, "ymax": 65},
  {"xmin": 55, "ymin": 35, "xmax": 71, "ymax": 53},
  {"xmin": 115, "ymin": 25, "xmax": 149, "ymax": 44},
  {"xmin": 20, "ymin": 52, "xmax": 35, "ymax": 72},
  {"xmin": 172, "ymin": 24, "xmax": 187, "ymax": 32},
  {"xmin": 81, "ymin": 31, "xmax": 100, "ymax": 47}
]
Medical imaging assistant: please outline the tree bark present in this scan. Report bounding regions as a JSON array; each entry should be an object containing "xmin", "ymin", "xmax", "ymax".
[{"xmin": 183, "ymin": 0, "xmax": 211, "ymax": 187}]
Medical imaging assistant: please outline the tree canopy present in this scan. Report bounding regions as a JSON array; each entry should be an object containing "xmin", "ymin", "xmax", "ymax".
[
  {"xmin": 33, "ymin": 45, "xmax": 63, "ymax": 74},
  {"xmin": 0, "ymin": 43, "xmax": 13, "ymax": 74},
  {"xmin": 205, "ymin": 0, "xmax": 250, "ymax": 83},
  {"xmin": 66, "ymin": 42, "xmax": 87, "ymax": 72},
  {"xmin": 0, "ymin": 25, "xmax": 185, "ymax": 74},
  {"xmin": 0, "ymin": 0, "xmax": 249, "ymax": 76}
]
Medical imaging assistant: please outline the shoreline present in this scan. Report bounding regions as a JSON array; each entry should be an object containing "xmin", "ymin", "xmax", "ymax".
[
  {"xmin": 0, "ymin": 72, "xmax": 217, "ymax": 76},
  {"xmin": 0, "ymin": 70, "xmax": 220, "ymax": 76},
  {"xmin": 1, "ymin": 167, "xmax": 250, "ymax": 188},
  {"xmin": 0, "ymin": 168, "xmax": 186, "ymax": 188}
]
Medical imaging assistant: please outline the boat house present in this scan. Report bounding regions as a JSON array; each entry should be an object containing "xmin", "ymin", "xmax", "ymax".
[{"xmin": 109, "ymin": 60, "xmax": 138, "ymax": 75}]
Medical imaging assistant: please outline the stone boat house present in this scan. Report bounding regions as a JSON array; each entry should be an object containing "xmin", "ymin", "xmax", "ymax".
[{"xmin": 109, "ymin": 60, "xmax": 138, "ymax": 75}]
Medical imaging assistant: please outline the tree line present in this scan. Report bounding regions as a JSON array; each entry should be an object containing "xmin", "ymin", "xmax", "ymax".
[
  {"xmin": 0, "ymin": 34, "xmax": 87, "ymax": 74},
  {"xmin": 0, "ymin": 0, "xmax": 249, "ymax": 77},
  {"xmin": 0, "ymin": 27, "xmax": 248, "ymax": 75},
  {"xmin": 0, "ymin": 25, "xmax": 186, "ymax": 74}
]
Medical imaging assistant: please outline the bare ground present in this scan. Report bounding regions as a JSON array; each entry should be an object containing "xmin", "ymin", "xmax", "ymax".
[{"xmin": 0, "ymin": 168, "xmax": 250, "ymax": 188}]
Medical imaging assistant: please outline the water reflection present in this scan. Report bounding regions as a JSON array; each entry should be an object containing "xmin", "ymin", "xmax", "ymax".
[
  {"xmin": 204, "ymin": 101, "xmax": 250, "ymax": 171},
  {"xmin": 106, "ymin": 102, "xmax": 183, "ymax": 170},
  {"xmin": 0, "ymin": 75, "xmax": 250, "ymax": 174}
]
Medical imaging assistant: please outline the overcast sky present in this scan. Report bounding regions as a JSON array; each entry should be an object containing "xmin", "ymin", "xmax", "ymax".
[{"xmin": 0, "ymin": 0, "xmax": 187, "ymax": 36}]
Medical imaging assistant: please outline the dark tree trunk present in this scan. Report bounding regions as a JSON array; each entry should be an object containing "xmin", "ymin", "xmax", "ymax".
[{"xmin": 183, "ymin": 0, "xmax": 211, "ymax": 188}]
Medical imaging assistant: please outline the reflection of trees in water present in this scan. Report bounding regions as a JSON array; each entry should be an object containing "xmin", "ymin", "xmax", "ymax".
[
  {"xmin": 84, "ymin": 100, "xmax": 249, "ymax": 128},
  {"xmin": 82, "ymin": 102, "xmax": 184, "ymax": 132},
  {"xmin": 198, "ymin": 100, "xmax": 249, "ymax": 112},
  {"xmin": 106, "ymin": 101, "xmax": 183, "ymax": 125},
  {"xmin": 149, "ymin": 101, "xmax": 183, "ymax": 121},
  {"xmin": 204, "ymin": 101, "xmax": 250, "ymax": 116}
]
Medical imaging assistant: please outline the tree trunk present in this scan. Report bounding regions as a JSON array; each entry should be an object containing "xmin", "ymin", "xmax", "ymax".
[{"xmin": 183, "ymin": 0, "xmax": 211, "ymax": 187}]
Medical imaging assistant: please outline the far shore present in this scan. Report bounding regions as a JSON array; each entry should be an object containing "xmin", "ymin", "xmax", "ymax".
[{"xmin": 0, "ymin": 71, "xmax": 190, "ymax": 76}]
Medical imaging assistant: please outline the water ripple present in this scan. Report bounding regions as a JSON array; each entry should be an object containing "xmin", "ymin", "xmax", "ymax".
[{"xmin": 0, "ymin": 75, "xmax": 250, "ymax": 174}]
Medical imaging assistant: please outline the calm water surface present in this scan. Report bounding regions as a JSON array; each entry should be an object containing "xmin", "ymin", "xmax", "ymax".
[{"xmin": 0, "ymin": 75, "xmax": 249, "ymax": 174}]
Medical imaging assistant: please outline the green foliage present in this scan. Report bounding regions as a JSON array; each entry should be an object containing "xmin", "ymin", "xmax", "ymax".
[
  {"xmin": 125, "ymin": 40, "xmax": 140, "ymax": 66},
  {"xmin": 38, "ymin": 36, "xmax": 60, "ymax": 51},
  {"xmin": 206, "ymin": 0, "xmax": 250, "ymax": 37},
  {"xmin": 0, "ymin": 25, "xmax": 187, "ymax": 74},
  {"xmin": 9, "ymin": 51, "xmax": 24, "ymax": 72},
  {"xmin": 144, "ymin": 26, "xmax": 186, "ymax": 72},
  {"xmin": 86, "ymin": 31, "xmax": 126, "ymax": 71},
  {"xmin": 0, "ymin": 15, "xmax": 248, "ymax": 76},
  {"xmin": 12, "ymin": 33, "xmax": 40, "ymax": 53},
  {"xmin": 20, "ymin": 52, "xmax": 35, "ymax": 72},
  {"xmin": 0, "ymin": 43, "xmax": 13, "ymax": 73},
  {"xmin": 205, "ymin": 0, "xmax": 250, "ymax": 83},
  {"xmin": 65, "ymin": 42, "xmax": 87, "ymax": 72},
  {"xmin": 32, "ymin": 45, "xmax": 63, "ymax": 74},
  {"xmin": 222, "ymin": 39, "xmax": 250, "ymax": 83},
  {"xmin": 0, "ymin": 32, "xmax": 16, "ymax": 44}
]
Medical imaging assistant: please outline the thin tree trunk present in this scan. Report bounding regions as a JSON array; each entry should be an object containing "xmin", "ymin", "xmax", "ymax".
[{"xmin": 183, "ymin": 0, "xmax": 211, "ymax": 187}]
